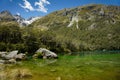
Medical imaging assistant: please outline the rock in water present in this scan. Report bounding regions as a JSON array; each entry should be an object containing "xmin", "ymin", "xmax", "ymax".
[
  {"xmin": 4, "ymin": 50, "xmax": 18, "ymax": 60},
  {"xmin": 36, "ymin": 48, "xmax": 58, "ymax": 59}
]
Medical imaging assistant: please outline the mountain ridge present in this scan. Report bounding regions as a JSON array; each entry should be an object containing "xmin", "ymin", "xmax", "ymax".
[
  {"xmin": 31, "ymin": 4, "xmax": 120, "ymax": 28},
  {"xmin": 0, "ymin": 10, "xmax": 41, "ymax": 26},
  {"xmin": 29, "ymin": 4, "xmax": 120, "ymax": 51}
]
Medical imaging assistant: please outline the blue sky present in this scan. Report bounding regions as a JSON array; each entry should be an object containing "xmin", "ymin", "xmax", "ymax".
[{"xmin": 0, "ymin": 0, "xmax": 120, "ymax": 19}]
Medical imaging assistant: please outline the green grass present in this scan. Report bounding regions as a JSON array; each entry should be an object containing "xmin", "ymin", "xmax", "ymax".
[{"xmin": 1, "ymin": 52, "xmax": 120, "ymax": 80}]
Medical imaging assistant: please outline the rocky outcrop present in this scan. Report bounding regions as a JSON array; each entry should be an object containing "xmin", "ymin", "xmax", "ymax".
[
  {"xmin": 35, "ymin": 48, "xmax": 58, "ymax": 59},
  {"xmin": 14, "ymin": 15, "xmax": 41, "ymax": 26},
  {"xmin": 0, "ymin": 10, "xmax": 41, "ymax": 26},
  {"xmin": 68, "ymin": 16, "xmax": 79, "ymax": 29},
  {"xmin": 0, "ymin": 10, "xmax": 15, "ymax": 21}
]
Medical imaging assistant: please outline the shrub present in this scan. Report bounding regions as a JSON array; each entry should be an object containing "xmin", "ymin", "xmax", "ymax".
[{"xmin": 32, "ymin": 52, "xmax": 43, "ymax": 59}]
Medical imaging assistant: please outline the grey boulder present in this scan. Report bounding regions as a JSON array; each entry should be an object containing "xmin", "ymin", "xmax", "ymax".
[{"xmin": 36, "ymin": 48, "xmax": 58, "ymax": 59}]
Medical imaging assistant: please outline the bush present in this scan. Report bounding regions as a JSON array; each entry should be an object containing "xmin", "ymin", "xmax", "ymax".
[
  {"xmin": 0, "ymin": 42, "xmax": 6, "ymax": 51},
  {"xmin": 32, "ymin": 52, "xmax": 43, "ymax": 59}
]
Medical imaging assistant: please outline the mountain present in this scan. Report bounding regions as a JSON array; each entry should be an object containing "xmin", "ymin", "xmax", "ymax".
[
  {"xmin": 32, "ymin": 4, "xmax": 120, "ymax": 28},
  {"xmin": 0, "ymin": 10, "xmax": 15, "ymax": 21},
  {"xmin": 23, "ymin": 16, "xmax": 41, "ymax": 26},
  {"xmin": 13, "ymin": 14, "xmax": 26, "ymax": 26},
  {"xmin": 0, "ymin": 10, "xmax": 41, "ymax": 26},
  {"xmin": 14, "ymin": 15, "xmax": 41, "ymax": 26},
  {"xmin": 30, "ymin": 4, "xmax": 120, "ymax": 51}
]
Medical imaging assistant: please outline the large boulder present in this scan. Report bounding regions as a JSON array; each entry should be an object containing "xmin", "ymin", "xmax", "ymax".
[
  {"xmin": 4, "ymin": 50, "xmax": 18, "ymax": 60},
  {"xmin": 36, "ymin": 48, "xmax": 58, "ymax": 59}
]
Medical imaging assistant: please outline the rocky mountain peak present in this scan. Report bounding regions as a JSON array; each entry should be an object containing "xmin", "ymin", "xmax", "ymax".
[
  {"xmin": 0, "ymin": 10, "xmax": 12, "ymax": 15},
  {"xmin": 0, "ymin": 10, "xmax": 15, "ymax": 21},
  {"xmin": 0, "ymin": 10, "xmax": 41, "ymax": 26}
]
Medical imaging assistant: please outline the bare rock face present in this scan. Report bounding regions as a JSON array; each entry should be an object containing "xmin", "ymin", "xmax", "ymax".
[
  {"xmin": 0, "ymin": 10, "xmax": 15, "ymax": 21},
  {"xmin": 68, "ymin": 16, "xmax": 79, "ymax": 29},
  {"xmin": 36, "ymin": 48, "xmax": 58, "ymax": 59}
]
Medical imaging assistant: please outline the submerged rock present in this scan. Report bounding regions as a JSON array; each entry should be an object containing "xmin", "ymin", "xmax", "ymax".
[
  {"xmin": 56, "ymin": 76, "xmax": 61, "ymax": 80},
  {"xmin": 10, "ymin": 69, "xmax": 32, "ymax": 79},
  {"xmin": 0, "ymin": 68, "xmax": 32, "ymax": 80},
  {"xmin": 50, "ymin": 69, "xmax": 57, "ymax": 72},
  {"xmin": 0, "ymin": 71, "xmax": 6, "ymax": 80}
]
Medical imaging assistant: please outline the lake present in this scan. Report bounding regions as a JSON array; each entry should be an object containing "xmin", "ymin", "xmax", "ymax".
[{"xmin": 0, "ymin": 51, "xmax": 120, "ymax": 80}]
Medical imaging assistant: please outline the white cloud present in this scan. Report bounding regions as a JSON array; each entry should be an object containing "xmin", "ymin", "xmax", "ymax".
[
  {"xmin": 41, "ymin": 0, "xmax": 50, "ymax": 4},
  {"xmin": 35, "ymin": 0, "xmax": 50, "ymax": 13},
  {"xmin": 19, "ymin": 0, "xmax": 34, "ymax": 12},
  {"xmin": 19, "ymin": 0, "xmax": 50, "ymax": 13},
  {"xmin": 16, "ymin": 12, "xmax": 20, "ymax": 16}
]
